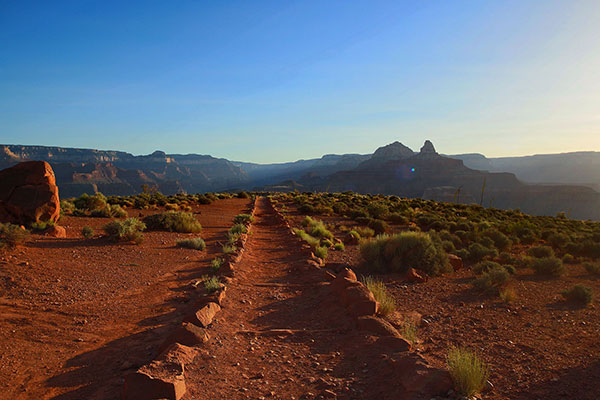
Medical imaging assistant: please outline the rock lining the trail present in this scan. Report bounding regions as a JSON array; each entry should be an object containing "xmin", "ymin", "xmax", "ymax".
[{"xmin": 121, "ymin": 198, "xmax": 258, "ymax": 400}]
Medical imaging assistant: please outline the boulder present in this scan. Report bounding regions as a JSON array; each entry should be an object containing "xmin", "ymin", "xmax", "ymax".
[
  {"xmin": 357, "ymin": 316, "xmax": 401, "ymax": 337},
  {"xmin": 122, "ymin": 359, "xmax": 186, "ymax": 400},
  {"xmin": 158, "ymin": 322, "xmax": 209, "ymax": 354},
  {"xmin": 45, "ymin": 225, "xmax": 66, "ymax": 238},
  {"xmin": 448, "ymin": 254, "xmax": 463, "ymax": 271},
  {"xmin": 341, "ymin": 285, "xmax": 379, "ymax": 316},
  {"xmin": 0, "ymin": 161, "xmax": 60, "ymax": 225},
  {"xmin": 405, "ymin": 267, "xmax": 427, "ymax": 283},
  {"xmin": 183, "ymin": 302, "xmax": 221, "ymax": 328}
]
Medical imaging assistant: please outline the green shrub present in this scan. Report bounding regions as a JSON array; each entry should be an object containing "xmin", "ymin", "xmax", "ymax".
[
  {"xmin": 233, "ymin": 214, "xmax": 254, "ymax": 225},
  {"xmin": 229, "ymin": 223, "xmax": 248, "ymax": 235},
  {"xmin": 30, "ymin": 220, "xmax": 55, "ymax": 231},
  {"xmin": 562, "ymin": 253, "xmax": 576, "ymax": 264},
  {"xmin": 0, "ymin": 223, "xmax": 30, "ymax": 248},
  {"xmin": 367, "ymin": 202, "xmax": 389, "ymax": 219},
  {"xmin": 203, "ymin": 275, "xmax": 221, "ymax": 293},
  {"xmin": 211, "ymin": 257, "xmax": 223, "ymax": 272},
  {"xmin": 309, "ymin": 222, "xmax": 333, "ymax": 240},
  {"xmin": 472, "ymin": 260, "xmax": 502, "ymax": 275},
  {"xmin": 388, "ymin": 213, "xmax": 409, "ymax": 225},
  {"xmin": 584, "ymin": 262, "xmax": 600, "ymax": 275},
  {"xmin": 321, "ymin": 238, "xmax": 333, "ymax": 248},
  {"xmin": 561, "ymin": 284, "xmax": 593, "ymax": 305},
  {"xmin": 547, "ymin": 232, "xmax": 570, "ymax": 249},
  {"xmin": 222, "ymin": 243, "xmax": 237, "ymax": 254},
  {"xmin": 368, "ymin": 219, "xmax": 389, "ymax": 235},
  {"xmin": 348, "ymin": 230, "xmax": 361, "ymax": 241},
  {"xmin": 176, "ymin": 237, "xmax": 206, "ymax": 250},
  {"xmin": 360, "ymin": 232, "xmax": 450, "ymax": 276},
  {"xmin": 361, "ymin": 276, "xmax": 396, "ymax": 316},
  {"xmin": 531, "ymin": 257, "xmax": 566, "ymax": 277},
  {"xmin": 334, "ymin": 242, "xmax": 345, "ymax": 251},
  {"xmin": 472, "ymin": 266, "xmax": 509, "ymax": 293},
  {"xmin": 314, "ymin": 246, "xmax": 328, "ymax": 260},
  {"xmin": 60, "ymin": 199, "xmax": 75, "ymax": 214},
  {"xmin": 103, "ymin": 218, "xmax": 146, "ymax": 244},
  {"xmin": 74, "ymin": 193, "xmax": 107, "ymax": 211},
  {"xmin": 527, "ymin": 245, "xmax": 554, "ymax": 258},
  {"xmin": 482, "ymin": 228, "xmax": 511, "ymax": 250},
  {"xmin": 447, "ymin": 347, "xmax": 489, "ymax": 397},
  {"xmin": 237, "ymin": 191, "xmax": 250, "ymax": 199},
  {"xmin": 293, "ymin": 228, "xmax": 321, "ymax": 248},
  {"xmin": 82, "ymin": 226, "xmax": 94, "ymax": 239},
  {"xmin": 143, "ymin": 211, "xmax": 202, "ymax": 233},
  {"xmin": 467, "ymin": 243, "xmax": 498, "ymax": 262}
]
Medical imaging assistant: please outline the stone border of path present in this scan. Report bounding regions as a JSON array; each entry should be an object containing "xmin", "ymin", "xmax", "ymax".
[
  {"xmin": 121, "ymin": 197, "xmax": 258, "ymax": 400},
  {"xmin": 268, "ymin": 196, "xmax": 453, "ymax": 396}
]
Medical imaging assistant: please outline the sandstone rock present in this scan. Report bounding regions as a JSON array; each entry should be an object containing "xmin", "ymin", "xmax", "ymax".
[
  {"xmin": 0, "ymin": 161, "xmax": 60, "ymax": 225},
  {"xmin": 338, "ymin": 268, "xmax": 357, "ymax": 281},
  {"xmin": 375, "ymin": 335, "xmax": 412, "ymax": 352},
  {"xmin": 122, "ymin": 359, "xmax": 186, "ymax": 400},
  {"xmin": 183, "ymin": 302, "xmax": 221, "ymax": 328},
  {"xmin": 330, "ymin": 277, "xmax": 361, "ymax": 296},
  {"xmin": 158, "ymin": 322, "xmax": 209, "ymax": 354},
  {"xmin": 357, "ymin": 316, "xmax": 401, "ymax": 337},
  {"xmin": 405, "ymin": 267, "xmax": 427, "ymax": 283},
  {"xmin": 448, "ymin": 254, "xmax": 463, "ymax": 271},
  {"xmin": 45, "ymin": 225, "xmax": 66, "ymax": 238},
  {"xmin": 157, "ymin": 343, "xmax": 198, "ymax": 365},
  {"xmin": 341, "ymin": 285, "xmax": 379, "ymax": 316}
]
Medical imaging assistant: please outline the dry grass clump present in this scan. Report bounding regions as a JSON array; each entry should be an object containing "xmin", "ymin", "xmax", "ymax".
[
  {"xmin": 143, "ymin": 211, "xmax": 202, "ymax": 233},
  {"xmin": 176, "ymin": 237, "xmax": 206, "ymax": 250},
  {"xmin": 401, "ymin": 319, "xmax": 418, "ymax": 345},
  {"xmin": 531, "ymin": 256, "xmax": 566, "ymax": 278},
  {"xmin": 203, "ymin": 275, "xmax": 221, "ymax": 293},
  {"xmin": 561, "ymin": 284, "xmax": 593, "ymax": 305},
  {"xmin": 233, "ymin": 214, "xmax": 254, "ymax": 225},
  {"xmin": 211, "ymin": 257, "xmax": 223, "ymax": 272},
  {"xmin": 82, "ymin": 226, "xmax": 94, "ymax": 239},
  {"xmin": 447, "ymin": 347, "xmax": 489, "ymax": 397},
  {"xmin": 360, "ymin": 276, "xmax": 396, "ymax": 316}
]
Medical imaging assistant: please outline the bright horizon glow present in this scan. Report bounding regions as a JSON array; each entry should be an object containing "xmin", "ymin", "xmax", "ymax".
[{"xmin": 1, "ymin": 1, "xmax": 599, "ymax": 163}]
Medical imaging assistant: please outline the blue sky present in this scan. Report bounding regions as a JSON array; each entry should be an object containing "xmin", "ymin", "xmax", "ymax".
[{"xmin": 1, "ymin": 1, "xmax": 599, "ymax": 163}]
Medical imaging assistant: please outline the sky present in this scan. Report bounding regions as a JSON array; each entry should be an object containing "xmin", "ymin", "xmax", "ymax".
[{"xmin": 1, "ymin": 0, "xmax": 599, "ymax": 163}]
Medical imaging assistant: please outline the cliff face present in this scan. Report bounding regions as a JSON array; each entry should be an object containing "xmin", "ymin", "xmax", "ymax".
[{"xmin": 0, "ymin": 145, "xmax": 249, "ymax": 197}]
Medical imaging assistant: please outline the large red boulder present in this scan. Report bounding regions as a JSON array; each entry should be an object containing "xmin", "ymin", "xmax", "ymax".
[{"xmin": 0, "ymin": 161, "xmax": 60, "ymax": 225}]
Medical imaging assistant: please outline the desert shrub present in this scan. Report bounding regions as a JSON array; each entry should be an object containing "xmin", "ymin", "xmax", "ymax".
[
  {"xmin": 472, "ymin": 260, "xmax": 502, "ymax": 275},
  {"xmin": 90, "ymin": 204, "xmax": 127, "ymax": 218},
  {"xmin": 355, "ymin": 226, "xmax": 375, "ymax": 239},
  {"xmin": 165, "ymin": 203, "xmax": 179, "ymax": 211},
  {"xmin": 314, "ymin": 205, "xmax": 334, "ymax": 215},
  {"xmin": 368, "ymin": 219, "xmax": 389, "ymax": 235},
  {"xmin": 454, "ymin": 248, "xmax": 469, "ymax": 260},
  {"xmin": 472, "ymin": 266, "xmax": 509, "ymax": 293},
  {"xmin": 367, "ymin": 202, "xmax": 389, "ymax": 219},
  {"xmin": 561, "ymin": 284, "xmax": 593, "ymax": 305},
  {"xmin": 30, "ymin": 220, "xmax": 55, "ymax": 231},
  {"xmin": 467, "ymin": 243, "xmax": 498, "ymax": 263},
  {"xmin": 299, "ymin": 204, "xmax": 315, "ymax": 214},
  {"xmin": 103, "ymin": 218, "xmax": 146, "ymax": 244},
  {"xmin": 222, "ymin": 243, "xmax": 237, "ymax": 254},
  {"xmin": 360, "ymin": 232, "xmax": 450, "ymax": 276},
  {"xmin": 321, "ymin": 238, "xmax": 333, "ymax": 248},
  {"xmin": 229, "ymin": 223, "xmax": 248, "ymax": 235},
  {"xmin": 211, "ymin": 257, "xmax": 223, "ymax": 272},
  {"xmin": 361, "ymin": 276, "xmax": 396, "ymax": 316},
  {"xmin": 498, "ymin": 251, "xmax": 518, "ymax": 265},
  {"xmin": 334, "ymin": 242, "xmax": 345, "ymax": 251},
  {"xmin": 504, "ymin": 264, "xmax": 516, "ymax": 274},
  {"xmin": 547, "ymin": 232, "xmax": 570, "ymax": 249},
  {"xmin": 562, "ymin": 253, "xmax": 576, "ymax": 264},
  {"xmin": 293, "ymin": 228, "xmax": 321, "ymax": 248},
  {"xmin": 74, "ymin": 192, "xmax": 107, "ymax": 211},
  {"xmin": 527, "ymin": 245, "xmax": 554, "ymax": 258},
  {"xmin": 581, "ymin": 240, "xmax": 600, "ymax": 259},
  {"xmin": 314, "ymin": 246, "xmax": 328, "ymax": 260},
  {"xmin": 60, "ymin": 200, "xmax": 75, "ymax": 214},
  {"xmin": 176, "ymin": 238, "xmax": 206, "ymax": 250},
  {"xmin": 531, "ymin": 257, "xmax": 566, "ymax": 277},
  {"xmin": 584, "ymin": 262, "xmax": 600, "ymax": 275},
  {"xmin": 388, "ymin": 213, "xmax": 409, "ymax": 225},
  {"xmin": 143, "ymin": 211, "xmax": 202, "ymax": 233},
  {"xmin": 349, "ymin": 208, "xmax": 369, "ymax": 219},
  {"xmin": 348, "ymin": 230, "xmax": 361, "ymax": 241},
  {"xmin": 197, "ymin": 195, "xmax": 212, "ymax": 205},
  {"xmin": 237, "ymin": 191, "xmax": 250, "ymax": 199},
  {"xmin": 482, "ymin": 228, "xmax": 511, "ymax": 250},
  {"xmin": 82, "ymin": 226, "xmax": 94, "ymax": 239},
  {"xmin": 0, "ymin": 223, "xmax": 30, "ymax": 248},
  {"xmin": 203, "ymin": 276, "xmax": 221, "ymax": 293},
  {"xmin": 355, "ymin": 216, "xmax": 372, "ymax": 226},
  {"xmin": 233, "ymin": 214, "xmax": 254, "ymax": 225},
  {"xmin": 309, "ymin": 222, "xmax": 333, "ymax": 240},
  {"xmin": 447, "ymin": 347, "xmax": 489, "ymax": 397}
]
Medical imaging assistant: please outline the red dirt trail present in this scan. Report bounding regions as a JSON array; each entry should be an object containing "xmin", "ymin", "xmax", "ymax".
[{"xmin": 183, "ymin": 197, "xmax": 444, "ymax": 400}]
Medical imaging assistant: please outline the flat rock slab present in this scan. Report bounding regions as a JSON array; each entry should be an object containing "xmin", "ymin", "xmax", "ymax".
[
  {"xmin": 158, "ymin": 322, "xmax": 209, "ymax": 354},
  {"xmin": 183, "ymin": 302, "xmax": 221, "ymax": 328}
]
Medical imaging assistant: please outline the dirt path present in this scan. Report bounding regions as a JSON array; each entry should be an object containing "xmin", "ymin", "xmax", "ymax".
[{"xmin": 184, "ymin": 197, "xmax": 442, "ymax": 400}]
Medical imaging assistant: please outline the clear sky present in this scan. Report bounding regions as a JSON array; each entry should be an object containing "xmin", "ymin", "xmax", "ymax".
[{"xmin": 1, "ymin": 1, "xmax": 599, "ymax": 163}]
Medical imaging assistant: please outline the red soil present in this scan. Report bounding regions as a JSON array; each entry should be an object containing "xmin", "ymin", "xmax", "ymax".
[
  {"xmin": 0, "ymin": 198, "xmax": 250, "ymax": 399},
  {"xmin": 280, "ymin": 201, "xmax": 600, "ymax": 400}
]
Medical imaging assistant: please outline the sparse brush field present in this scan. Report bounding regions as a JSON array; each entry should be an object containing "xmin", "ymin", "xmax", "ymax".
[
  {"xmin": 270, "ymin": 191, "xmax": 600, "ymax": 400},
  {"xmin": 0, "ymin": 194, "xmax": 252, "ymax": 399}
]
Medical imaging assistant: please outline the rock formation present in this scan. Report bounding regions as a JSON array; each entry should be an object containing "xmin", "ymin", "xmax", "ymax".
[{"xmin": 0, "ymin": 161, "xmax": 61, "ymax": 225}]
